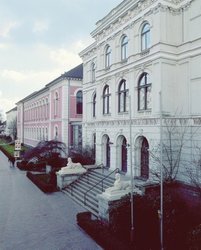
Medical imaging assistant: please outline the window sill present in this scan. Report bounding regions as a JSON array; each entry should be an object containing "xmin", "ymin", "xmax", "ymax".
[
  {"xmin": 103, "ymin": 113, "xmax": 111, "ymax": 116},
  {"xmin": 105, "ymin": 66, "xmax": 111, "ymax": 71},
  {"xmin": 121, "ymin": 59, "xmax": 128, "ymax": 64},
  {"xmin": 140, "ymin": 49, "xmax": 150, "ymax": 56},
  {"xmin": 118, "ymin": 111, "xmax": 129, "ymax": 115},
  {"xmin": 138, "ymin": 109, "xmax": 152, "ymax": 114}
]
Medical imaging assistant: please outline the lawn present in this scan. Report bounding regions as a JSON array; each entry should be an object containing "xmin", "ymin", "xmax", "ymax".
[{"xmin": 0, "ymin": 138, "xmax": 28, "ymax": 159}]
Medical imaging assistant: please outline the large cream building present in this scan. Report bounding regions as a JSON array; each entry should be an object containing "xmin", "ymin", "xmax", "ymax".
[{"xmin": 80, "ymin": 0, "xmax": 201, "ymax": 183}]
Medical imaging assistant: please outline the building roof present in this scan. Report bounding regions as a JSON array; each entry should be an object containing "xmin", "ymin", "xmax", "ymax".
[
  {"xmin": 6, "ymin": 106, "xmax": 17, "ymax": 114},
  {"xmin": 16, "ymin": 64, "xmax": 83, "ymax": 104},
  {"xmin": 64, "ymin": 63, "xmax": 83, "ymax": 79}
]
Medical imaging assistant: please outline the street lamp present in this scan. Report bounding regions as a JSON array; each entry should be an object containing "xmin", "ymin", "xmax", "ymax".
[
  {"xmin": 159, "ymin": 91, "xmax": 164, "ymax": 250},
  {"xmin": 129, "ymin": 95, "xmax": 134, "ymax": 242}
]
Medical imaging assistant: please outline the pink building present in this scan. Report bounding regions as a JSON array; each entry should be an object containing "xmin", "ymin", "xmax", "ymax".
[{"xmin": 16, "ymin": 64, "xmax": 83, "ymax": 152}]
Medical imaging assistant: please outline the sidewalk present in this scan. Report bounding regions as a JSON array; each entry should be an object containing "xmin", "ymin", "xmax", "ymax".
[{"xmin": 0, "ymin": 151, "xmax": 102, "ymax": 250}]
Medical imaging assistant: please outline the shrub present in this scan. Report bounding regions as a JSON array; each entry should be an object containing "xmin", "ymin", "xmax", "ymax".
[
  {"xmin": 108, "ymin": 184, "xmax": 201, "ymax": 250},
  {"xmin": 188, "ymin": 224, "xmax": 201, "ymax": 250},
  {"xmin": 26, "ymin": 172, "xmax": 57, "ymax": 193},
  {"xmin": 77, "ymin": 212, "xmax": 131, "ymax": 250},
  {"xmin": 70, "ymin": 146, "xmax": 95, "ymax": 165}
]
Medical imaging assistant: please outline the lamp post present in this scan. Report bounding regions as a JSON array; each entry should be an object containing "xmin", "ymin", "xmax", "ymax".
[
  {"xmin": 159, "ymin": 91, "xmax": 164, "ymax": 250},
  {"xmin": 129, "ymin": 95, "xmax": 134, "ymax": 242}
]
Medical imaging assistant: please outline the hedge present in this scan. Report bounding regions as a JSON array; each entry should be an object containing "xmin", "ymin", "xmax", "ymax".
[
  {"xmin": 77, "ymin": 212, "xmax": 133, "ymax": 250},
  {"xmin": 0, "ymin": 145, "xmax": 15, "ymax": 163},
  {"xmin": 26, "ymin": 172, "xmax": 57, "ymax": 193}
]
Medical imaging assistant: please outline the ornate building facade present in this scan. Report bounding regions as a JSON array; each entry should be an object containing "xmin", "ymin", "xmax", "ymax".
[
  {"xmin": 16, "ymin": 64, "xmax": 83, "ymax": 152},
  {"xmin": 80, "ymin": 0, "xmax": 201, "ymax": 183}
]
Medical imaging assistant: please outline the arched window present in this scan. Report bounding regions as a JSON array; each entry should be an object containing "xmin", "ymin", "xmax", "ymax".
[
  {"xmin": 54, "ymin": 92, "xmax": 59, "ymax": 116},
  {"xmin": 55, "ymin": 126, "xmax": 58, "ymax": 140},
  {"xmin": 92, "ymin": 93, "xmax": 96, "ymax": 118},
  {"xmin": 46, "ymin": 98, "xmax": 49, "ymax": 119},
  {"xmin": 92, "ymin": 133, "xmax": 96, "ymax": 160},
  {"xmin": 76, "ymin": 91, "xmax": 83, "ymax": 114},
  {"xmin": 138, "ymin": 73, "xmax": 151, "ymax": 110},
  {"xmin": 105, "ymin": 45, "xmax": 111, "ymax": 68},
  {"xmin": 121, "ymin": 35, "xmax": 128, "ymax": 61},
  {"xmin": 118, "ymin": 79, "xmax": 128, "ymax": 112},
  {"xmin": 45, "ymin": 127, "xmax": 48, "ymax": 141},
  {"xmin": 141, "ymin": 23, "xmax": 150, "ymax": 51},
  {"xmin": 91, "ymin": 62, "xmax": 96, "ymax": 82},
  {"xmin": 103, "ymin": 85, "xmax": 111, "ymax": 114}
]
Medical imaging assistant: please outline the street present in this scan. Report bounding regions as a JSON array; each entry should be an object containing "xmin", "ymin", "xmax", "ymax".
[{"xmin": 0, "ymin": 151, "xmax": 102, "ymax": 250}]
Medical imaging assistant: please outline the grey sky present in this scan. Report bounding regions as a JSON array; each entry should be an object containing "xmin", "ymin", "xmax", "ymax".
[{"xmin": 0, "ymin": 0, "xmax": 122, "ymax": 118}]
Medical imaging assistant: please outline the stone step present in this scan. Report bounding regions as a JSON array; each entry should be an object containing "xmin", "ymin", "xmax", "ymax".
[
  {"xmin": 62, "ymin": 169, "xmax": 116, "ymax": 217},
  {"xmin": 68, "ymin": 183, "xmax": 100, "ymax": 200},
  {"xmin": 84, "ymin": 173, "xmax": 114, "ymax": 186},
  {"xmin": 88, "ymin": 169, "xmax": 116, "ymax": 182},
  {"xmin": 77, "ymin": 177, "xmax": 112, "ymax": 191},
  {"xmin": 62, "ymin": 189, "xmax": 99, "ymax": 216}
]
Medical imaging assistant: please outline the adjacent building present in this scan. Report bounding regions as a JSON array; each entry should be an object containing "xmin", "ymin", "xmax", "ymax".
[
  {"xmin": 16, "ymin": 64, "xmax": 83, "ymax": 152},
  {"xmin": 79, "ymin": 0, "xmax": 201, "ymax": 183}
]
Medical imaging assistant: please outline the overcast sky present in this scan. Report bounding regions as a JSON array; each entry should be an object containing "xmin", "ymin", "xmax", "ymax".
[{"xmin": 0, "ymin": 0, "xmax": 122, "ymax": 119}]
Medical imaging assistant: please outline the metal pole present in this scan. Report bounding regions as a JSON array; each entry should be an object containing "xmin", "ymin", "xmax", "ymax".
[
  {"xmin": 159, "ymin": 91, "xmax": 164, "ymax": 250},
  {"xmin": 129, "ymin": 95, "xmax": 134, "ymax": 242}
]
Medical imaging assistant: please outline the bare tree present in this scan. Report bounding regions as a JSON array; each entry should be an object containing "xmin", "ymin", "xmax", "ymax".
[
  {"xmin": 187, "ymin": 146, "xmax": 201, "ymax": 197},
  {"xmin": 150, "ymin": 118, "xmax": 199, "ymax": 183},
  {"xmin": 0, "ymin": 110, "xmax": 5, "ymax": 134},
  {"xmin": 0, "ymin": 110, "xmax": 3, "ymax": 124},
  {"xmin": 8, "ymin": 117, "xmax": 17, "ymax": 140}
]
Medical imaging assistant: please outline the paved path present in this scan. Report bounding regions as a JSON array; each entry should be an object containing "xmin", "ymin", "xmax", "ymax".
[{"xmin": 0, "ymin": 151, "xmax": 102, "ymax": 250}]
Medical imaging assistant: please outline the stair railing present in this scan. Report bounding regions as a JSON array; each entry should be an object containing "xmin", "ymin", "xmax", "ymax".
[
  {"xmin": 66, "ymin": 163, "xmax": 106, "ymax": 196},
  {"xmin": 84, "ymin": 167, "xmax": 119, "ymax": 206}
]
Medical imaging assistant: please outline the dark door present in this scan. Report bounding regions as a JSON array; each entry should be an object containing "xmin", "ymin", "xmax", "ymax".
[
  {"xmin": 106, "ymin": 137, "xmax": 110, "ymax": 168},
  {"xmin": 121, "ymin": 137, "xmax": 127, "ymax": 172},
  {"xmin": 141, "ymin": 138, "xmax": 149, "ymax": 179}
]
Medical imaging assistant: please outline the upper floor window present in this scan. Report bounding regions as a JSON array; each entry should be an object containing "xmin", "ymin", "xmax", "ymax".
[
  {"xmin": 138, "ymin": 73, "xmax": 151, "ymax": 111},
  {"xmin": 118, "ymin": 79, "xmax": 128, "ymax": 113},
  {"xmin": 92, "ymin": 93, "xmax": 96, "ymax": 118},
  {"xmin": 54, "ymin": 126, "xmax": 58, "ymax": 140},
  {"xmin": 91, "ymin": 62, "xmax": 96, "ymax": 82},
  {"xmin": 76, "ymin": 90, "xmax": 83, "ymax": 114},
  {"xmin": 103, "ymin": 85, "xmax": 111, "ymax": 114},
  {"xmin": 105, "ymin": 45, "xmax": 111, "ymax": 68},
  {"xmin": 54, "ymin": 92, "xmax": 59, "ymax": 116},
  {"xmin": 45, "ymin": 98, "xmax": 49, "ymax": 119},
  {"xmin": 141, "ymin": 23, "xmax": 150, "ymax": 51},
  {"xmin": 121, "ymin": 36, "xmax": 128, "ymax": 61}
]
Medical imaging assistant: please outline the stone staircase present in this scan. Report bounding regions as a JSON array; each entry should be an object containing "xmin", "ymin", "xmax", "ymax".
[{"xmin": 62, "ymin": 168, "xmax": 116, "ymax": 217}]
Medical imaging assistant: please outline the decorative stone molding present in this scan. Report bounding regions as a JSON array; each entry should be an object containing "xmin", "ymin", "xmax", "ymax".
[
  {"xmin": 56, "ymin": 171, "xmax": 86, "ymax": 190},
  {"xmin": 86, "ymin": 118, "xmax": 160, "ymax": 128},
  {"xmin": 56, "ymin": 158, "xmax": 87, "ymax": 189}
]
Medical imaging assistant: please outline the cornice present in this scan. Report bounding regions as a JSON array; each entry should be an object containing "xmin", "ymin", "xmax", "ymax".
[
  {"xmin": 84, "ymin": 116, "xmax": 201, "ymax": 128},
  {"xmin": 80, "ymin": 0, "xmax": 194, "ymax": 60},
  {"xmin": 91, "ymin": 0, "xmax": 194, "ymax": 42},
  {"xmin": 85, "ymin": 118, "xmax": 160, "ymax": 128}
]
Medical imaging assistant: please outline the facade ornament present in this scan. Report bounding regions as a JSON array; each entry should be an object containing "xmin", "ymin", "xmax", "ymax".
[{"xmin": 58, "ymin": 157, "xmax": 83, "ymax": 175}]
